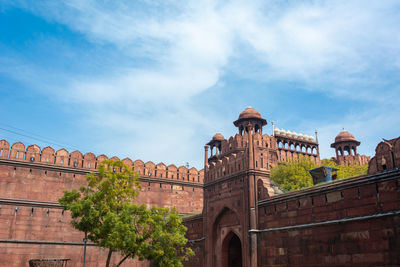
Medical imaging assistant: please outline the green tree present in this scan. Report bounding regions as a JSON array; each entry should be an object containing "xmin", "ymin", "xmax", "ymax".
[
  {"xmin": 59, "ymin": 160, "xmax": 193, "ymax": 267},
  {"xmin": 321, "ymin": 158, "xmax": 368, "ymax": 180},
  {"xmin": 270, "ymin": 156, "xmax": 368, "ymax": 193},
  {"xmin": 270, "ymin": 156, "xmax": 316, "ymax": 193}
]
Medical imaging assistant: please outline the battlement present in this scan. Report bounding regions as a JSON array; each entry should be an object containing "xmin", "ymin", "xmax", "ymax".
[
  {"xmin": 333, "ymin": 154, "xmax": 370, "ymax": 166},
  {"xmin": 0, "ymin": 139, "xmax": 204, "ymax": 184},
  {"xmin": 205, "ymin": 132, "xmax": 278, "ymax": 183}
]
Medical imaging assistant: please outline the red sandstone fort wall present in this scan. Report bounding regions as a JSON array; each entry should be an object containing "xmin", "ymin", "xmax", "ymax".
[
  {"xmin": 0, "ymin": 139, "xmax": 204, "ymax": 266},
  {"xmin": 0, "ymin": 140, "xmax": 204, "ymax": 214},
  {"xmin": 0, "ymin": 203, "xmax": 148, "ymax": 267},
  {"xmin": 256, "ymin": 169, "xmax": 400, "ymax": 266},
  {"xmin": 183, "ymin": 215, "xmax": 204, "ymax": 267}
]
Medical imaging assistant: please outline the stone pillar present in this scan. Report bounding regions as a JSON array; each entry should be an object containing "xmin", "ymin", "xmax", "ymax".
[
  {"xmin": 204, "ymin": 145, "xmax": 209, "ymax": 169},
  {"xmin": 247, "ymin": 123, "xmax": 258, "ymax": 267}
]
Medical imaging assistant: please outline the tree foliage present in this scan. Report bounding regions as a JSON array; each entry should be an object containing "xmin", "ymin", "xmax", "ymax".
[
  {"xmin": 320, "ymin": 158, "xmax": 368, "ymax": 180},
  {"xmin": 270, "ymin": 156, "xmax": 317, "ymax": 193},
  {"xmin": 59, "ymin": 160, "xmax": 193, "ymax": 267},
  {"xmin": 271, "ymin": 156, "xmax": 368, "ymax": 193}
]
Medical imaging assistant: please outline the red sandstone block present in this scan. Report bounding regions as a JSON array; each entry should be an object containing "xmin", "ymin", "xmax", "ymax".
[
  {"xmin": 381, "ymin": 228, "xmax": 395, "ymax": 238},
  {"xmin": 264, "ymin": 214, "xmax": 275, "ymax": 222},
  {"xmin": 379, "ymin": 201, "xmax": 399, "ymax": 212},
  {"xmin": 352, "ymin": 253, "xmax": 384, "ymax": 264},
  {"xmin": 299, "ymin": 197, "xmax": 312, "ymax": 208},
  {"xmin": 288, "ymin": 255, "xmax": 303, "ymax": 265},
  {"xmin": 378, "ymin": 180, "xmax": 397, "ymax": 193},
  {"xmin": 342, "ymin": 187, "xmax": 359, "ymax": 200},
  {"xmin": 297, "ymin": 207, "xmax": 312, "ymax": 217},
  {"xmin": 342, "ymin": 221, "xmax": 371, "ymax": 234},
  {"xmin": 336, "ymin": 254, "xmax": 351, "ymax": 264},
  {"xmin": 360, "ymin": 184, "xmax": 377, "ymax": 198},
  {"xmin": 313, "ymin": 195, "xmax": 326, "ymax": 207},
  {"xmin": 313, "ymin": 204, "xmax": 334, "ymax": 214},
  {"xmin": 312, "ymin": 211, "xmax": 331, "ymax": 222},
  {"xmin": 276, "ymin": 202, "xmax": 287, "ymax": 212},
  {"xmin": 287, "ymin": 200, "xmax": 297, "ymax": 211},
  {"xmin": 346, "ymin": 204, "xmax": 378, "ymax": 217}
]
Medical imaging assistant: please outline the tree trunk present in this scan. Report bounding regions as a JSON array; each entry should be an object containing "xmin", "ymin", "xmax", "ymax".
[
  {"xmin": 105, "ymin": 248, "xmax": 113, "ymax": 267},
  {"xmin": 116, "ymin": 254, "xmax": 130, "ymax": 267}
]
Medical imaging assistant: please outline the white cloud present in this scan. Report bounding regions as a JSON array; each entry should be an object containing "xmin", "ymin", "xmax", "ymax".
[{"xmin": 4, "ymin": 0, "xmax": 400, "ymax": 166}]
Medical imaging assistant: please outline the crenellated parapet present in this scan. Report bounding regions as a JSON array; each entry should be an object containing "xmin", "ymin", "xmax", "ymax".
[
  {"xmin": 205, "ymin": 131, "xmax": 279, "ymax": 183},
  {"xmin": 0, "ymin": 139, "xmax": 204, "ymax": 184},
  {"xmin": 333, "ymin": 154, "xmax": 370, "ymax": 166}
]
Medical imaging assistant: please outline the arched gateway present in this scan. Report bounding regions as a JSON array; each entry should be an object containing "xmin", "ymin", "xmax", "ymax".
[
  {"xmin": 222, "ymin": 232, "xmax": 242, "ymax": 267},
  {"xmin": 203, "ymin": 107, "xmax": 276, "ymax": 266},
  {"xmin": 212, "ymin": 208, "xmax": 243, "ymax": 267}
]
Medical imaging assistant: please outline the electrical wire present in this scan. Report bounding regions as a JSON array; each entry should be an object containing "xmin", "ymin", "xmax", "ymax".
[{"xmin": 0, "ymin": 124, "xmax": 100, "ymax": 154}]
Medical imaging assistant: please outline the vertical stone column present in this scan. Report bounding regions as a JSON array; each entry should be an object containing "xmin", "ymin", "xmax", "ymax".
[
  {"xmin": 204, "ymin": 145, "xmax": 209, "ymax": 169},
  {"xmin": 247, "ymin": 123, "xmax": 258, "ymax": 267}
]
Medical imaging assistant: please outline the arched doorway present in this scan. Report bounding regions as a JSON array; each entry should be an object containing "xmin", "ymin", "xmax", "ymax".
[
  {"xmin": 222, "ymin": 232, "xmax": 242, "ymax": 267},
  {"xmin": 228, "ymin": 234, "xmax": 242, "ymax": 267},
  {"xmin": 212, "ymin": 207, "xmax": 242, "ymax": 267}
]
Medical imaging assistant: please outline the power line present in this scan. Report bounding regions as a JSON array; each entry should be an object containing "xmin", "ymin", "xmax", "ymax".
[{"xmin": 0, "ymin": 124, "xmax": 99, "ymax": 154}]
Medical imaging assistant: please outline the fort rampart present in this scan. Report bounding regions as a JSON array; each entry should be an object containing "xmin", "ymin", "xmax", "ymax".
[
  {"xmin": 256, "ymin": 168, "xmax": 400, "ymax": 266},
  {"xmin": 183, "ymin": 168, "xmax": 400, "ymax": 266},
  {"xmin": 0, "ymin": 139, "xmax": 204, "ymax": 266},
  {"xmin": 183, "ymin": 134, "xmax": 400, "ymax": 267}
]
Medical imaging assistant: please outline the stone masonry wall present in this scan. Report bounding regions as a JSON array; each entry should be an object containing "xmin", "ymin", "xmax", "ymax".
[
  {"xmin": 183, "ymin": 215, "xmax": 204, "ymax": 267},
  {"xmin": 256, "ymin": 169, "xmax": 400, "ymax": 266},
  {"xmin": 0, "ymin": 203, "xmax": 148, "ymax": 267},
  {"xmin": 0, "ymin": 139, "xmax": 204, "ymax": 266}
]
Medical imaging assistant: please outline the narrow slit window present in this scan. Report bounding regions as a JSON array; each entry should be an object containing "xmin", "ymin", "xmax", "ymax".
[
  {"xmin": 16, "ymin": 151, "xmax": 19, "ymax": 159},
  {"xmin": 0, "ymin": 149, "xmax": 3, "ymax": 156}
]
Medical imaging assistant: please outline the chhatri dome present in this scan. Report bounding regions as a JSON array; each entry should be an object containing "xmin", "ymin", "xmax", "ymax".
[
  {"xmin": 238, "ymin": 106, "xmax": 262, "ymax": 120},
  {"xmin": 333, "ymin": 130, "xmax": 359, "ymax": 144},
  {"xmin": 212, "ymin": 133, "xmax": 225, "ymax": 141},
  {"xmin": 234, "ymin": 106, "xmax": 267, "ymax": 127}
]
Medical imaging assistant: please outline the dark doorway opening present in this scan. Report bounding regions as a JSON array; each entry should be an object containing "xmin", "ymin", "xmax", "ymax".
[{"xmin": 228, "ymin": 234, "xmax": 242, "ymax": 267}]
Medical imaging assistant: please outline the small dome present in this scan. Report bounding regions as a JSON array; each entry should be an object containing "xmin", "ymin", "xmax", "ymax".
[
  {"xmin": 238, "ymin": 106, "xmax": 262, "ymax": 120},
  {"xmin": 234, "ymin": 106, "xmax": 267, "ymax": 127},
  {"xmin": 212, "ymin": 133, "xmax": 225, "ymax": 141},
  {"xmin": 335, "ymin": 130, "xmax": 357, "ymax": 143}
]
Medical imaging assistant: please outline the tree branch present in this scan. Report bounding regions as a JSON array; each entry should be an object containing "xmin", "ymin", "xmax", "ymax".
[{"xmin": 116, "ymin": 254, "xmax": 131, "ymax": 267}]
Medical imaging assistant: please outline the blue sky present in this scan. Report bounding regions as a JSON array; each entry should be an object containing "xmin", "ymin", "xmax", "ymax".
[{"xmin": 0, "ymin": 0, "xmax": 399, "ymax": 168}]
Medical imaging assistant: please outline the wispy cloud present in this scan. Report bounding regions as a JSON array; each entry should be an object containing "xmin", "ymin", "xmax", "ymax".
[{"xmin": 2, "ymin": 0, "xmax": 400, "ymax": 166}]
